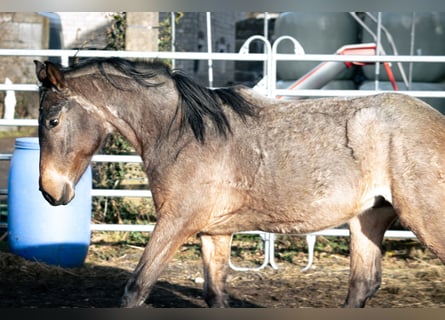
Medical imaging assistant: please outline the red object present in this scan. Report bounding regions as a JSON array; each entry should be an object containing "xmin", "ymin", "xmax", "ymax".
[
  {"xmin": 276, "ymin": 43, "xmax": 399, "ymax": 100},
  {"xmin": 338, "ymin": 43, "xmax": 398, "ymax": 90}
]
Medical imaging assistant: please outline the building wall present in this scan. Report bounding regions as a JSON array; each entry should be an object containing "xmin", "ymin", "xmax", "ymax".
[
  {"xmin": 56, "ymin": 12, "xmax": 248, "ymax": 86},
  {"xmin": 0, "ymin": 12, "xmax": 49, "ymax": 118},
  {"xmin": 160, "ymin": 12, "xmax": 248, "ymax": 87},
  {"xmin": 126, "ymin": 12, "xmax": 159, "ymax": 52},
  {"xmin": 56, "ymin": 12, "xmax": 113, "ymax": 49}
]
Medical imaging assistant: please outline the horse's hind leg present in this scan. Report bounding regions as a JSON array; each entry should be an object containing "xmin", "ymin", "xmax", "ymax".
[
  {"xmin": 344, "ymin": 203, "xmax": 397, "ymax": 307},
  {"xmin": 389, "ymin": 130, "xmax": 445, "ymax": 263},
  {"xmin": 395, "ymin": 203, "xmax": 445, "ymax": 263},
  {"xmin": 200, "ymin": 234, "xmax": 231, "ymax": 307}
]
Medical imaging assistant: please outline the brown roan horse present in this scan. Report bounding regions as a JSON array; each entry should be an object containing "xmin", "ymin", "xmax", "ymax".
[{"xmin": 34, "ymin": 57, "xmax": 445, "ymax": 308}]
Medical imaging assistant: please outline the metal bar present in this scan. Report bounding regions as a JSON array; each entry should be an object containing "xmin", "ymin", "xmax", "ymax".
[
  {"xmin": 0, "ymin": 119, "xmax": 38, "ymax": 126},
  {"xmin": 0, "ymin": 49, "xmax": 268, "ymax": 62},
  {"xmin": 90, "ymin": 223, "xmax": 155, "ymax": 232},
  {"xmin": 302, "ymin": 228, "xmax": 416, "ymax": 239},
  {"xmin": 275, "ymin": 89, "xmax": 445, "ymax": 98},
  {"xmin": 238, "ymin": 35, "xmax": 273, "ymax": 96},
  {"xmin": 0, "ymin": 222, "xmax": 155, "ymax": 233},
  {"xmin": 171, "ymin": 12, "xmax": 176, "ymax": 69},
  {"xmin": 274, "ymin": 54, "xmax": 445, "ymax": 63},
  {"xmin": 91, "ymin": 155, "xmax": 142, "ymax": 163},
  {"xmin": 383, "ymin": 230, "xmax": 416, "ymax": 238},
  {"xmin": 206, "ymin": 12, "xmax": 213, "ymax": 88},
  {"xmin": 301, "ymin": 235, "xmax": 317, "ymax": 272},
  {"xmin": 0, "ymin": 84, "xmax": 38, "ymax": 91},
  {"xmin": 91, "ymin": 189, "xmax": 151, "ymax": 198},
  {"xmin": 374, "ymin": 12, "xmax": 382, "ymax": 90},
  {"xmin": 0, "ymin": 188, "xmax": 151, "ymax": 198},
  {"xmin": 0, "ymin": 154, "xmax": 143, "ymax": 162},
  {"xmin": 408, "ymin": 12, "xmax": 416, "ymax": 90},
  {"xmin": 2, "ymin": 48, "xmax": 445, "ymax": 63}
]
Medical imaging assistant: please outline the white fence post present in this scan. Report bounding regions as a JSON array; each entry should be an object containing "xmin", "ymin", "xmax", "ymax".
[{"xmin": 3, "ymin": 78, "xmax": 16, "ymax": 120}]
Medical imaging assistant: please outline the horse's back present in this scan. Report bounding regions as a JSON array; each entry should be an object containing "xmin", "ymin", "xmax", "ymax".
[{"xmin": 225, "ymin": 92, "xmax": 445, "ymax": 234}]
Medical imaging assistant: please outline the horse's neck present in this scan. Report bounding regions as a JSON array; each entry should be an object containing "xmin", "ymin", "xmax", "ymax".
[{"xmin": 83, "ymin": 81, "xmax": 180, "ymax": 155}]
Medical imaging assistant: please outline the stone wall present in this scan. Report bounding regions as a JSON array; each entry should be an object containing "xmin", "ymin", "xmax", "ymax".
[
  {"xmin": 0, "ymin": 13, "xmax": 49, "ymax": 119},
  {"xmin": 56, "ymin": 12, "xmax": 113, "ymax": 49},
  {"xmin": 52, "ymin": 12, "xmax": 247, "ymax": 86},
  {"xmin": 126, "ymin": 12, "xmax": 159, "ymax": 52},
  {"xmin": 160, "ymin": 12, "xmax": 247, "ymax": 87}
]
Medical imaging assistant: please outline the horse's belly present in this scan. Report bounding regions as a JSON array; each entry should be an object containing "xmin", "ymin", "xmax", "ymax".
[
  {"xmin": 203, "ymin": 195, "xmax": 359, "ymax": 236},
  {"xmin": 203, "ymin": 187, "xmax": 392, "ymax": 236}
]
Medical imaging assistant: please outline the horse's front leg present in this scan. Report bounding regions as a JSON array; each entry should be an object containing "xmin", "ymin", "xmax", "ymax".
[
  {"xmin": 200, "ymin": 234, "xmax": 232, "ymax": 307},
  {"xmin": 121, "ymin": 215, "xmax": 198, "ymax": 307},
  {"xmin": 344, "ymin": 204, "xmax": 396, "ymax": 307}
]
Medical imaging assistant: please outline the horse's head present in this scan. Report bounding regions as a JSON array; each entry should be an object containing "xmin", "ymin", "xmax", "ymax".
[{"xmin": 34, "ymin": 60, "xmax": 109, "ymax": 206}]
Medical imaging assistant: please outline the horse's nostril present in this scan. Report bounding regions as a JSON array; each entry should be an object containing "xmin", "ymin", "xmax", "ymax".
[
  {"xmin": 39, "ymin": 184, "xmax": 72, "ymax": 206},
  {"xmin": 40, "ymin": 188, "xmax": 58, "ymax": 206},
  {"xmin": 61, "ymin": 183, "xmax": 73, "ymax": 205}
]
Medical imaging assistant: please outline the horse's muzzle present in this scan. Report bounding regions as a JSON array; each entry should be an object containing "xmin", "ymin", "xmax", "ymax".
[{"xmin": 39, "ymin": 183, "xmax": 73, "ymax": 206}]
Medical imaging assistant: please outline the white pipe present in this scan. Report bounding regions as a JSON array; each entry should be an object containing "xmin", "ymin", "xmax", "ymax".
[
  {"xmin": 375, "ymin": 12, "xmax": 382, "ymax": 90},
  {"xmin": 272, "ymin": 54, "xmax": 445, "ymax": 63},
  {"xmin": 238, "ymin": 35, "xmax": 272, "ymax": 96},
  {"xmin": 0, "ymin": 49, "xmax": 269, "ymax": 62},
  {"xmin": 408, "ymin": 12, "xmax": 416, "ymax": 90},
  {"xmin": 91, "ymin": 189, "xmax": 151, "ymax": 197},
  {"xmin": 1, "ymin": 48, "xmax": 445, "ymax": 63},
  {"xmin": 171, "ymin": 11, "xmax": 176, "ymax": 69},
  {"xmin": 0, "ymin": 84, "xmax": 38, "ymax": 91},
  {"xmin": 91, "ymin": 154, "xmax": 142, "ymax": 163},
  {"xmin": 233, "ymin": 229, "xmax": 416, "ymax": 239},
  {"xmin": 0, "ymin": 154, "xmax": 142, "ymax": 162},
  {"xmin": 275, "ymin": 89, "xmax": 445, "ymax": 98},
  {"xmin": 90, "ymin": 224, "xmax": 155, "ymax": 232},
  {"xmin": 206, "ymin": 12, "xmax": 213, "ymax": 87},
  {"xmin": 263, "ymin": 12, "xmax": 269, "ymax": 79},
  {"xmin": 0, "ymin": 119, "xmax": 38, "ymax": 126},
  {"xmin": 364, "ymin": 12, "xmax": 409, "ymax": 88},
  {"xmin": 3, "ymin": 78, "xmax": 16, "ymax": 119},
  {"xmin": 271, "ymin": 35, "xmax": 305, "ymax": 97}
]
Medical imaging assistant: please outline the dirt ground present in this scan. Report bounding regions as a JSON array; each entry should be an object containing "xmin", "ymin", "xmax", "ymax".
[{"xmin": 0, "ymin": 231, "xmax": 444, "ymax": 308}]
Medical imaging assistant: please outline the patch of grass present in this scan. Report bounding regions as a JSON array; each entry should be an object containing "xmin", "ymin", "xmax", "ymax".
[
  {"xmin": 314, "ymin": 236, "xmax": 350, "ymax": 255},
  {"xmin": 0, "ymin": 127, "xmax": 37, "ymax": 139}
]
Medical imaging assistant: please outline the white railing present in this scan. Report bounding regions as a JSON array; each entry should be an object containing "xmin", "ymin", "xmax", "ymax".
[{"xmin": 1, "ymin": 43, "xmax": 436, "ymax": 270}]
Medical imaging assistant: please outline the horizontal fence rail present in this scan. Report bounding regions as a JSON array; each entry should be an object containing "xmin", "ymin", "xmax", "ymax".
[{"xmin": 0, "ymin": 46, "xmax": 433, "ymax": 270}]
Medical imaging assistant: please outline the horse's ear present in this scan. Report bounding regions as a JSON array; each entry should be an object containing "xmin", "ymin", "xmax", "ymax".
[
  {"xmin": 34, "ymin": 60, "xmax": 66, "ymax": 91},
  {"xmin": 34, "ymin": 60, "xmax": 47, "ymax": 83}
]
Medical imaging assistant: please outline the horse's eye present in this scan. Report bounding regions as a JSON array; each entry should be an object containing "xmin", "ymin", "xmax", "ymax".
[{"xmin": 48, "ymin": 118, "xmax": 59, "ymax": 128}]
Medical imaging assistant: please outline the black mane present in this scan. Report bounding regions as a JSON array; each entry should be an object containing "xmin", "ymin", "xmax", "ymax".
[
  {"xmin": 68, "ymin": 57, "xmax": 258, "ymax": 142},
  {"xmin": 171, "ymin": 71, "xmax": 257, "ymax": 142}
]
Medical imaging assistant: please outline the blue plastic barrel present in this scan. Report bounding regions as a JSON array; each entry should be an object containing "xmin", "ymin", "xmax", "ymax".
[{"xmin": 7, "ymin": 137, "xmax": 92, "ymax": 268}]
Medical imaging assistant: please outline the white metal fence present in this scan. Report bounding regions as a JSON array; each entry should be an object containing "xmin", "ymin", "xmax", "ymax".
[{"xmin": 1, "ymin": 40, "xmax": 442, "ymax": 270}]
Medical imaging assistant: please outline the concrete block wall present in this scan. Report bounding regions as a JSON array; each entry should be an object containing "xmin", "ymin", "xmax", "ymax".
[
  {"xmin": 56, "ymin": 12, "xmax": 113, "ymax": 49},
  {"xmin": 57, "ymin": 12, "xmax": 246, "ymax": 87},
  {"xmin": 160, "ymin": 12, "xmax": 247, "ymax": 87},
  {"xmin": 0, "ymin": 12, "xmax": 49, "ymax": 118}
]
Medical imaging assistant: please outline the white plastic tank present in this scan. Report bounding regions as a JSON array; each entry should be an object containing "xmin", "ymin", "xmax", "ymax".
[
  {"xmin": 361, "ymin": 12, "xmax": 445, "ymax": 83},
  {"xmin": 274, "ymin": 12, "xmax": 358, "ymax": 81}
]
